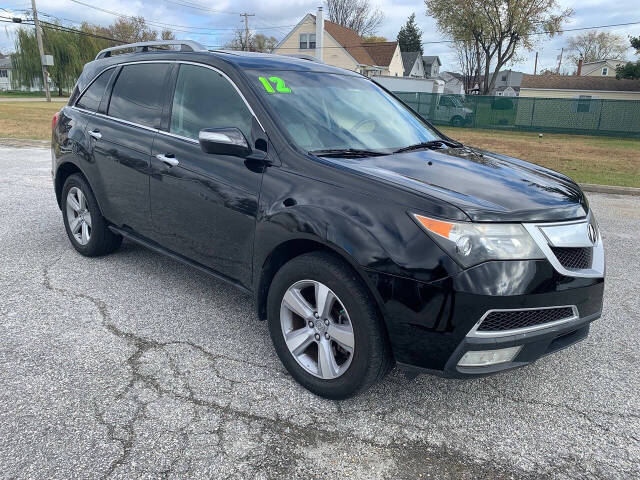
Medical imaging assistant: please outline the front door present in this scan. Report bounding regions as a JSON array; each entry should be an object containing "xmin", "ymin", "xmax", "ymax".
[{"xmin": 149, "ymin": 63, "xmax": 263, "ymax": 287}]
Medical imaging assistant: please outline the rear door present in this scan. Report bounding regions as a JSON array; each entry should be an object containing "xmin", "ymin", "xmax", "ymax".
[
  {"xmin": 149, "ymin": 63, "xmax": 263, "ymax": 287},
  {"xmin": 84, "ymin": 62, "xmax": 171, "ymax": 236}
]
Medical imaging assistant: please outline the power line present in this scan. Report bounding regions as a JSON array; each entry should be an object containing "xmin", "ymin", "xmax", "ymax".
[
  {"xmin": 273, "ymin": 19, "xmax": 640, "ymax": 49},
  {"xmin": 65, "ymin": 0, "xmax": 293, "ymax": 34},
  {"xmin": 160, "ymin": 0, "xmax": 242, "ymax": 16},
  {"xmin": 38, "ymin": 20, "xmax": 126, "ymax": 43},
  {"xmin": 0, "ymin": 15, "xmax": 127, "ymax": 44}
]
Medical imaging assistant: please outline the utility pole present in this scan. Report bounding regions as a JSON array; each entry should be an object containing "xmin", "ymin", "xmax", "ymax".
[
  {"xmin": 533, "ymin": 51, "xmax": 538, "ymax": 75},
  {"xmin": 31, "ymin": 0, "xmax": 51, "ymax": 102},
  {"xmin": 240, "ymin": 13, "xmax": 255, "ymax": 52},
  {"xmin": 556, "ymin": 47, "xmax": 564, "ymax": 75}
]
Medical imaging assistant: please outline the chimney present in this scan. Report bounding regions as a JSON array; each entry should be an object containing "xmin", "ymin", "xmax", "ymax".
[
  {"xmin": 316, "ymin": 6, "xmax": 324, "ymax": 62},
  {"xmin": 577, "ymin": 57, "xmax": 583, "ymax": 76}
]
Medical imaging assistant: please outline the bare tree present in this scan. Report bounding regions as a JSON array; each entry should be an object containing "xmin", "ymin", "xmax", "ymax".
[
  {"xmin": 223, "ymin": 30, "xmax": 277, "ymax": 53},
  {"xmin": 566, "ymin": 31, "xmax": 628, "ymax": 65},
  {"xmin": 426, "ymin": 0, "xmax": 572, "ymax": 95},
  {"xmin": 453, "ymin": 39, "xmax": 485, "ymax": 93},
  {"xmin": 325, "ymin": 0, "xmax": 384, "ymax": 37}
]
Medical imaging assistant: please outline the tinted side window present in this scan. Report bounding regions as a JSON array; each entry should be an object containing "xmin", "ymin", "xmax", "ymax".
[
  {"xmin": 108, "ymin": 63, "xmax": 170, "ymax": 128},
  {"xmin": 170, "ymin": 64, "xmax": 252, "ymax": 141},
  {"xmin": 76, "ymin": 69, "xmax": 114, "ymax": 111}
]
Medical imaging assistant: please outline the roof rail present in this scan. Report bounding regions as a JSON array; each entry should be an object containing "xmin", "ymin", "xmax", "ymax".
[{"xmin": 95, "ymin": 40, "xmax": 208, "ymax": 60}]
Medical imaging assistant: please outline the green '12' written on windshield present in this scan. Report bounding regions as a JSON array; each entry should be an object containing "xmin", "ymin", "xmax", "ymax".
[{"xmin": 258, "ymin": 76, "xmax": 292, "ymax": 93}]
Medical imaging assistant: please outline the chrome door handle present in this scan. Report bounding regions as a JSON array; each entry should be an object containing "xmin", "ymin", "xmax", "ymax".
[
  {"xmin": 88, "ymin": 129, "xmax": 102, "ymax": 140},
  {"xmin": 156, "ymin": 153, "xmax": 179, "ymax": 167}
]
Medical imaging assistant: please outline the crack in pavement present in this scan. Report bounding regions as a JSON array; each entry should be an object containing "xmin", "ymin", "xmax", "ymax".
[{"xmin": 41, "ymin": 255, "xmax": 547, "ymax": 479}]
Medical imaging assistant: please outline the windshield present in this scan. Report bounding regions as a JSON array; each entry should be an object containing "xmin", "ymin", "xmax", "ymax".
[
  {"xmin": 449, "ymin": 96, "xmax": 464, "ymax": 108},
  {"xmin": 249, "ymin": 70, "xmax": 441, "ymax": 153}
]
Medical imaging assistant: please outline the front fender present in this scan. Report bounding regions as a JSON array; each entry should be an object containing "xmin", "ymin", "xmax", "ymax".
[{"xmin": 254, "ymin": 187, "xmax": 460, "ymax": 287}]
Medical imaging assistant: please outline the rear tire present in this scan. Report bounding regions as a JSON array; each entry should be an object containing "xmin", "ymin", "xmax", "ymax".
[
  {"xmin": 451, "ymin": 115, "xmax": 464, "ymax": 127},
  {"xmin": 61, "ymin": 174, "xmax": 122, "ymax": 256},
  {"xmin": 267, "ymin": 252, "xmax": 393, "ymax": 399}
]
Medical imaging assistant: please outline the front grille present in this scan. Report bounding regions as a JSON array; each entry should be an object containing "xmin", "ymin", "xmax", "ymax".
[
  {"xmin": 478, "ymin": 307, "xmax": 575, "ymax": 332},
  {"xmin": 550, "ymin": 246, "xmax": 593, "ymax": 270}
]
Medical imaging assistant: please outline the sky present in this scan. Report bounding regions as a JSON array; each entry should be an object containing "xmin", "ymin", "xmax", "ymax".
[{"xmin": 1, "ymin": 0, "xmax": 638, "ymax": 75}]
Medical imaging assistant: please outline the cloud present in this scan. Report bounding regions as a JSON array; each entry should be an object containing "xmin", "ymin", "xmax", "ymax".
[{"xmin": 1, "ymin": 0, "xmax": 637, "ymax": 75}]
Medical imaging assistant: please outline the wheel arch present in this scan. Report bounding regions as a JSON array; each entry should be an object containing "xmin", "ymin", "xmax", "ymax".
[
  {"xmin": 255, "ymin": 238, "xmax": 386, "ymax": 328},
  {"xmin": 54, "ymin": 161, "xmax": 106, "ymax": 218},
  {"xmin": 55, "ymin": 161, "xmax": 86, "ymax": 209}
]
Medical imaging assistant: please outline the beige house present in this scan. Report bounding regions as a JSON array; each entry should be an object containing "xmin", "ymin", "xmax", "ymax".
[
  {"xmin": 273, "ymin": 8, "xmax": 403, "ymax": 77},
  {"xmin": 579, "ymin": 59, "xmax": 626, "ymax": 77},
  {"xmin": 520, "ymin": 74, "xmax": 640, "ymax": 101}
]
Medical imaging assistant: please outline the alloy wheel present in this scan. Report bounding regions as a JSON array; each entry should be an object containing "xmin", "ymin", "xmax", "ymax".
[
  {"xmin": 280, "ymin": 280, "xmax": 355, "ymax": 379},
  {"xmin": 66, "ymin": 186, "xmax": 92, "ymax": 245}
]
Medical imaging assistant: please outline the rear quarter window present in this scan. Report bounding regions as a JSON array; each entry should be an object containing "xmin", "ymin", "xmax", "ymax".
[
  {"xmin": 107, "ymin": 63, "xmax": 170, "ymax": 128},
  {"xmin": 75, "ymin": 69, "xmax": 114, "ymax": 111}
]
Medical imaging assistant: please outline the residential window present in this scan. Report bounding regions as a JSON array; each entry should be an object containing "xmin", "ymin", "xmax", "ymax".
[
  {"xmin": 501, "ymin": 74, "xmax": 507, "ymax": 81},
  {"xmin": 602, "ymin": 67, "xmax": 608, "ymax": 76},
  {"xmin": 299, "ymin": 33, "xmax": 316, "ymax": 50},
  {"xmin": 0, "ymin": 70, "xmax": 8, "ymax": 78}
]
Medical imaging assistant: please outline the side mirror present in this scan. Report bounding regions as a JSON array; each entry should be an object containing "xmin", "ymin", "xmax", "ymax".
[{"xmin": 199, "ymin": 128, "xmax": 251, "ymax": 158}]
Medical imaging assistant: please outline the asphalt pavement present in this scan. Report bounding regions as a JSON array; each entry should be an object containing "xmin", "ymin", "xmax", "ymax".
[{"xmin": 0, "ymin": 146, "xmax": 638, "ymax": 479}]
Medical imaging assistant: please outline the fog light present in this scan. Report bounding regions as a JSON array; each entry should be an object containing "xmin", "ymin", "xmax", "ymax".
[{"xmin": 457, "ymin": 346, "xmax": 522, "ymax": 367}]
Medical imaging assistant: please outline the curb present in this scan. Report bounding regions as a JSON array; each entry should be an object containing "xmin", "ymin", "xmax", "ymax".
[{"xmin": 579, "ymin": 183, "xmax": 640, "ymax": 196}]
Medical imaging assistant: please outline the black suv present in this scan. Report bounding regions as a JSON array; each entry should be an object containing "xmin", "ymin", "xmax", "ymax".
[{"xmin": 52, "ymin": 41, "xmax": 605, "ymax": 399}]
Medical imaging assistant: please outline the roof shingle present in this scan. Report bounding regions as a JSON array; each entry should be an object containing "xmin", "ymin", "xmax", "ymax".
[
  {"xmin": 322, "ymin": 20, "xmax": 375, "ymax": 65},
  {"xmin": 401, "ymin": 52, "xmax": 420, "ymax": 75},
  {"xmin": 311, "ymin": 15, "xmax": 398, "ymax": 68},
  {"xmin": 521, "ymin": 74, "xmax": 640, "ymax": 92},
  {"xmin": 362, "ymin": 42, "xmax": 398, "ymax": 67}
]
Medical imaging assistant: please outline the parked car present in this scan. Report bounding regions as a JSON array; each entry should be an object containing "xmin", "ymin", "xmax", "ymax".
[
  {"xmin": 51, "ymin": 41, "xmax": 605, "ymax": 399},
  {"xmin": 433, "ymin": 94, "xmax": 474, "ymax": 126}
]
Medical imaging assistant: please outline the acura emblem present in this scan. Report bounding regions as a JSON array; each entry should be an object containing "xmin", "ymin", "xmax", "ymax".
[{"xmin": 588, "ymin": 224, "xmax": 597, "ymax": 244}]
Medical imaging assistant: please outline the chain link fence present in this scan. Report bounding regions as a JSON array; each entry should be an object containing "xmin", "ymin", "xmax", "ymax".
[{"xmin": 394, "ymin": 92, "xmax": 640, "ymax": 138}]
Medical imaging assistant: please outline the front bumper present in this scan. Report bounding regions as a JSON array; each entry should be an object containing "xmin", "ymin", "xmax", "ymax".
[
  {"xmin": 399, "ymin": 310, "xmax": 600, "ymax": 378},
  {"xmin": 364, "ymin": 259, "xmax": 604, "ymax": 375}
]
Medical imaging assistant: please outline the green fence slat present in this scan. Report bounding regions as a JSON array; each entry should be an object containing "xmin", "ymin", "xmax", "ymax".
[{"xmin": 393, "ymin": 91, "xmax": 640, "ymax": 138}]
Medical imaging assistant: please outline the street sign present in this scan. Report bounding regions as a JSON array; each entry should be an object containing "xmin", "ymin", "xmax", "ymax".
[{"xmin": 41, "ymin": 54, "xmax": 54, "ymax": 66}]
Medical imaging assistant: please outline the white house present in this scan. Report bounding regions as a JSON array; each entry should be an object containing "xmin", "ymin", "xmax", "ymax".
[
  {"xmin": 273, "ymin": 8, "xmax": 404, "ymax": 77},
  {"xmin": 401, "ymin": 52, "xmax": 424, "ymax": 78},
  {"xmin": 439, "ymin": 71, "xmax": 465, "ymax": 95},
  {"xmin": 422, "ymin": 56, "xmax": 441, "ymax": 78},
  {"xmin": 489, "ymin": 70, "xmax": 524, "ymax": 96},
  {"xmin": 0, "ymin": 52, "xmax": 53, "ymax": 92},
  {"xmin": 0, "ymin": 54, "xmax": 12, "ymax": 91},
  {"xmin": 579, "ymin": 59, "xmax": 626, "ymax": 77}
]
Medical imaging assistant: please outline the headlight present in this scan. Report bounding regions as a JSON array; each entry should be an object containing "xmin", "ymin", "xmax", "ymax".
[{"xmin": 411, "ymin": 213, "xmax": 545, "ymax": 268}]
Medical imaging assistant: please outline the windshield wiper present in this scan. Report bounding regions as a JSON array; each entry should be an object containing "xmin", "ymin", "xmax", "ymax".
[
  {"xmin": 309, "ymin": 148, "xmax": 389, "ymax": 158},
  {"xmin": 393, "ymin": 139, "xmax": 463, "ymax": 154}
]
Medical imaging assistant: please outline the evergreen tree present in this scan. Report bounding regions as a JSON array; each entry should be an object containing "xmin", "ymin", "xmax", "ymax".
[
  {"xmin": 397, "ymin": 13, "xmax": 423, "ymax": 54},
  {"xmin": 615, "ymin": 61, "xmax": 640, "ymax": 80}
]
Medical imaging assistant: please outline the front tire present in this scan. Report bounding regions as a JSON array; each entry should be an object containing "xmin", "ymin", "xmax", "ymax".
[
  {"xmin": 267, "ymin": 252, "xmax": 392, "ymax": 399},
  {"xmin": 61, "ymin": 174, "xmax": 122, "ymax": 256}
]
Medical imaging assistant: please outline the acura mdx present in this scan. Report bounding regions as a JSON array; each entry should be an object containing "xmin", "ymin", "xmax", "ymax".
[{"xmin": 51, "ymin": 41, "xmax": 605, "ymax": 399}]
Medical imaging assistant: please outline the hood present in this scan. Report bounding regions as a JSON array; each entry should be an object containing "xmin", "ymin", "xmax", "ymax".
[{"xmin": 326, "ymin": 147, "xmax": 588, "ymax": 222}]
